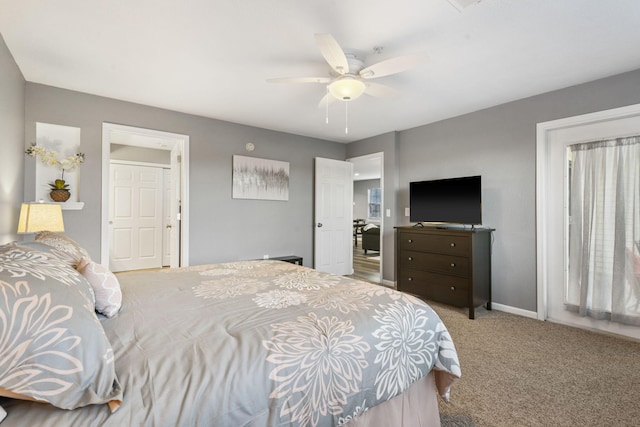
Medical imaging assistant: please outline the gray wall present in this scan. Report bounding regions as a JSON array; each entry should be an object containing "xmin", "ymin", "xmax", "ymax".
[
  {"xmin": 0, "ymin": 35, "xmax": 25, "ymax": 244},
  {"xmin": 394, "ymin": 69, "xmax": 640, "ymax": 312},
  {"xmin": 24, "ymin": 83, "xmax": 346, "ymax": 266},
  {"xmin": 353, "ymin": 179, "xmax": 380, "ymax": 222}
]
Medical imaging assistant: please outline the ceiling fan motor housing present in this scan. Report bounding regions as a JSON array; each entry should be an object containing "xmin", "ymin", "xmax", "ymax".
[{"xmin": 328, "ymin": 77, "xmax": 366, "ymax": 101}]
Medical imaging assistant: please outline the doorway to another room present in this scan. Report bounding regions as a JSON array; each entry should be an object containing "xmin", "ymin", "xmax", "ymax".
[
  {"xmin": 349, "ymin": 153, "xmax": 382, "ymax": 283},
  {"xmin": 101, "ymin": 123, "xmax": 190, "ymax": 272}
]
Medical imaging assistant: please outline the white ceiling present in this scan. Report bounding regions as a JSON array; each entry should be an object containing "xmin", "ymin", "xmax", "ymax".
[{"xmin": 2, "ymin": 0, "xmax": 640, "ymax": 143}]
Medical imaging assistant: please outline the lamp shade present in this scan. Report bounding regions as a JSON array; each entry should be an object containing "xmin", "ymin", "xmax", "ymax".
[
  {"xmin": 17, "ymin": 203, "xmax": 65, "ymax": 233},
  {"xmin": 328, "ymin": 77, "xmax": 366, "ymax": 101}
]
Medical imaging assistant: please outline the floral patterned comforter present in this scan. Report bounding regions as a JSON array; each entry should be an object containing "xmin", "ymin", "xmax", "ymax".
[{"xmin": 1, "ymin": 260, "xmax": 460, "ymax": 427}]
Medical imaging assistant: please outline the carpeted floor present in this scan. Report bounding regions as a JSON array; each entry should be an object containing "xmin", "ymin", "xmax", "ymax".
[
  {"xmin": 440, "ymin": 413, "xmax": 477, "ymax": 427},
  {"xmin": 428, "ymin": 301, "xmax": 640, "ymax": 427}
]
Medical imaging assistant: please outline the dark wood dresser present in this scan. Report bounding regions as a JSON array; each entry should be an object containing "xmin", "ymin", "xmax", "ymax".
[{"xmin": 395, "ymin": 226, "xmax": 494, "ymax": 319}]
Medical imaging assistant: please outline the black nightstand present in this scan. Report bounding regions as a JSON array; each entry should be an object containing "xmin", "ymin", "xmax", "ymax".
[{"xmin": 270, "ymin": 255, "xmax": 303, "ymax": 266}]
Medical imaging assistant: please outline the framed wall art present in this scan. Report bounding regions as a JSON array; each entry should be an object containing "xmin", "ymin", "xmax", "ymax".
[{"xmin": 232, "ymin": 155, "xmax": 289, "ymax": 201}]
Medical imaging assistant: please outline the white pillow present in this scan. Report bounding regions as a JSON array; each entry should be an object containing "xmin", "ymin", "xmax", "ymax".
[{"xmin": 76, "ymin": 257, "xmax": 122, "ymax": 318}]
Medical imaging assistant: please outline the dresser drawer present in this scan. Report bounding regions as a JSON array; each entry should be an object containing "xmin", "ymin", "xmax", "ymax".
[
  {"xmin": 398, "ymin": 268, "xmax": 469, "ymax": 307},
  {"xmin": 398, "ymin": 232, "xmax": 470, "ymax": 256},
  {"xmin": 399, "ymin": 250, "xmax": 470, "ymax": 277}
]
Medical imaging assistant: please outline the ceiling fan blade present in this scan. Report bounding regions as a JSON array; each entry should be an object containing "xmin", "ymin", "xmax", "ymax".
[
  {"xmin": 266, "ymin": 77, "xmax": 332, "ymax": 84},
  {"xmin": 359, "ymin": 54, "xmax": 424, "ymax": 79},
  {"xmin": 314, "ymin": 33, "xmax": 349, "ymax": 75},
  {"xmin": 317, "ymin": 92, "xmax": 337, "ymax": 108},
  {"xmin": 364, "ymin": 82, "xmax": 398, "ymax": 98}
]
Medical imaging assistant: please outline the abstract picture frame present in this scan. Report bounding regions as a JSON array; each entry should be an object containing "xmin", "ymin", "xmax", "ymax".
[{"xmin": 232, "ymin": 155, "xmax": 289, "ymax": 201}]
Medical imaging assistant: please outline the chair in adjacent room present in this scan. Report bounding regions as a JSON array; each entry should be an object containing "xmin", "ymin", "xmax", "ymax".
[
  {"xmin": 361, "ymin": 224, "xmax": 380, "ymax": 254},
  {"xmin": 353, "ymin": 219, "xmax": 365, "ymax": 247}
]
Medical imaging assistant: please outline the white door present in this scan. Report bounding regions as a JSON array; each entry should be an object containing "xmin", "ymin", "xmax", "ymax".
[
  {"xmin": 162, "ymin": 168, "xmax": 171, "ymax": 267},
  {"xmin": 169, "ymin": 143, "xmax": 182, "ymax": 267},
  {"xmin": 110, "ymin": 163, "xmax": 164, "ymax": 272},
  {"xmin": 314, "ymin": 157, "xmax": 353, "ymax": 275}
]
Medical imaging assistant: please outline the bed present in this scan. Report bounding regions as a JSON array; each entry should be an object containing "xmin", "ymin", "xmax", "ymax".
[{"xmin": 0, "ymin": 237, "xmax": 460, "ymax": 426}]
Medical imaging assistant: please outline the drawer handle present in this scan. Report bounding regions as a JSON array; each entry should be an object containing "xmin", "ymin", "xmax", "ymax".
[
  {"xmin": 408, "ymin": 239, "xmax": 413, "ymax": 243},
  {"xmin": 450, "ymin": 263, "xmax": 456, "ymax": 268},
  {"xmin": 450, "ymin": 286, "xmax": 456, "ymax": 291},
  {"xmin": 408, "ymin": 277, "xmax": 413, "ymax": 281},
  {"xmin": 408, "ymin": 256, "xmax": 413, "ymax": 261},
  {"xmin": 450, "ymin": 242, "xmax": 456, "ymax": 247}
]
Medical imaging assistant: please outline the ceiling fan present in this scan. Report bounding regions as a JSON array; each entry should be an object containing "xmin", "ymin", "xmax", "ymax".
[{"xmin": 267, "ymin": 33, "xmax": 424, "ymax": 106}]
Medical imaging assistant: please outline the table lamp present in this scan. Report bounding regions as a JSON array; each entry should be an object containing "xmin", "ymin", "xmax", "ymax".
[{"xmin": 17, "ymin": 203, "xmax": 65, "ymax": 233}]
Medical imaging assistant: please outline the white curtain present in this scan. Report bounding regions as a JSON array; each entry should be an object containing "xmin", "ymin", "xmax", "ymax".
[{"xmin": 567, "ymin": 136, "xmax": 640, "ymax": 326}]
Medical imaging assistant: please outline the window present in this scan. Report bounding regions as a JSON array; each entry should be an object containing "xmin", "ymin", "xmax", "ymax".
[
  {"xmin": 368, "ymin": 188, "xmax": 381, "ymax": 219},
  {"xmin": 566, "ymin": 136, "xmax": 640, "ymax": 325}
]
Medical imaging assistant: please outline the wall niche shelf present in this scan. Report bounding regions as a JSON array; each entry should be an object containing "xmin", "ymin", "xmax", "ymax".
[
  {"xmin": 58, "ymin": 201, "xmax": 84, "ymax": 211},
  {"xmin": 33, "ymin": 122, "xmax": 84, "ymax": 207},
  {"xmin": 30, "ymin": 200, "xmax": 85, "ymax": 211}
]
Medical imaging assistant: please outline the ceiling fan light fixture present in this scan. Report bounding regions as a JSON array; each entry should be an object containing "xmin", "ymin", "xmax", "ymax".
[{"xmin": 328, "ymin": 77, "xmax": 366, "ymax": 101}]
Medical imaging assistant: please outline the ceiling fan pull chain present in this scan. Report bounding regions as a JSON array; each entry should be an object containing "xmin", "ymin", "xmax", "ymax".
[
  {"xmin": 325, "ymin": 86, "xmax": 329, "ymax": 124},
  {"xmin": 345, "ymin": 101, "xmax": 349, "ymax": 134}
]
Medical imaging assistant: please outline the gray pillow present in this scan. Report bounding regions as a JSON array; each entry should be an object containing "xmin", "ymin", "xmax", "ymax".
[
  {"xmin": 0, "ymin": 243, "xmax": 122, "ymax": 411},
  {"xmin": 34, "ymin": 231, "xmax": 91, "ymax": 264},
  {"xmin": 17, "ymin": 240, "xmax": 79, "ymax": 269},
  {"xmin": 16, "ymin": 240, "xmax": 96, "ymax": 305}
]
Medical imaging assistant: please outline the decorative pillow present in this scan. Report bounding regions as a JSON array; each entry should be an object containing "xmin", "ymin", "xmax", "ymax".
[
  {"xmin": 15, "ymin": 241, "xmax": 96, "ymax": 305},
  {"xmin": 0, "ymin": 243, "xmax": 122, "ymax": 411},
  {"xmin": 15, "ymin": 240, "xmax": 77, "ymax": 268},
  {"xmin": 34, "ymin": 231, "xmax": 91, "ymax": 264},
  {"xmin": 76, "ymin": 257, "xmax": 122, "ymax": 318}
]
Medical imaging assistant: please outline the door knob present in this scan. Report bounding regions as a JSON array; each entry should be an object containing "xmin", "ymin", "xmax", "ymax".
[{"xmin": 317, "ymin": 223, "xmax": 323, "ymax": 228}]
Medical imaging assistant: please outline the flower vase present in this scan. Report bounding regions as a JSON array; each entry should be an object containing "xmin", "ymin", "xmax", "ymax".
[{"xmin": 50, "ymin": 189, "xmax": 71, "ymax": 202}]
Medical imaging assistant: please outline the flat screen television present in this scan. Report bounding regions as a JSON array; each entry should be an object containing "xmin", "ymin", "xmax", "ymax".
[{"xmin": 409, "ymin": 175, "xmax": 482, "ymax": 225}]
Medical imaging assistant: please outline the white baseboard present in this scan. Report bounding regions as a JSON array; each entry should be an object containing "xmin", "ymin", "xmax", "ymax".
[
  {"xmin": 491, "ymin": 302, "xmax": 538, "ymax": 319},
  {"xmin": 381, "ymin": 279, "xmax": 395, "ymax": 288},
  {"xmin": 387, "ymin": 281, "xmax": 539, "ymax": 319}
]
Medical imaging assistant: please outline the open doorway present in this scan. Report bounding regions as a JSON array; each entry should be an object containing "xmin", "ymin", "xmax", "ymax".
[
  {"xmin": 100, "ymin": 123, "xmax": 189, "ymax": 271},
  {"xmin": 348, "ymin": 153, "xmax": 383, "ymax": 283}
]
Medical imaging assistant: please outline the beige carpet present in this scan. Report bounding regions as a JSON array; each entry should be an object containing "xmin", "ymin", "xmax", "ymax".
[{"xmin": 429, "ymin": 301, "xmax": 640, "ymax": 427}]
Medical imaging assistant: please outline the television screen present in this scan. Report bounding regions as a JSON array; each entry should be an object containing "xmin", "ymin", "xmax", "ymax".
[{"xmin": 409, "ymin": 175, "xmax": 482, "ymax": 225}]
